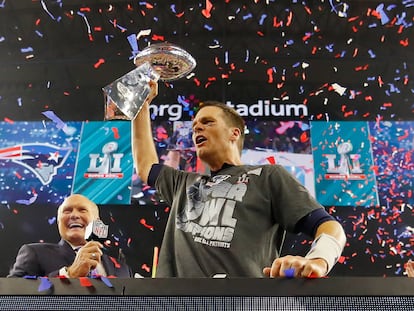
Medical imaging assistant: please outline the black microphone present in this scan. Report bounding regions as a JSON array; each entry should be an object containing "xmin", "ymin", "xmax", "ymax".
[{"xmin": 84, "ymin": 219, "xmax": 109, "ymax": 243}]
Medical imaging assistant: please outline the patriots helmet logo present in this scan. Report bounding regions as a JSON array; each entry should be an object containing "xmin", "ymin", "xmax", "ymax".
[{"xmin": 0, "ymin": 143, "xmax": 73, "ymax": 185}]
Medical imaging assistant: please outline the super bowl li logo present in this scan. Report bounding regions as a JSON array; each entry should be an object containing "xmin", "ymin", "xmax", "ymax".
[
  {"xmin": 84, "ymin": 142, "xmax": 124, "ymax": 178},
  {"xmin": 323, "ymin": 142, "xmax": 366, "ymax": 180}
]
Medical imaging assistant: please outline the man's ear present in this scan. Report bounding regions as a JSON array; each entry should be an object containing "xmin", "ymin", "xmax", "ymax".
[{"xmin": 230, "ymin": 127, "xmax": 241, "ymax": 142}]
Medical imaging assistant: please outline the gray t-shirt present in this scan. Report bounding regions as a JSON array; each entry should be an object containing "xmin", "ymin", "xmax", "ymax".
[{"xmin": 153, "ymin": 164, "xmax": 323, "ymax": 277}]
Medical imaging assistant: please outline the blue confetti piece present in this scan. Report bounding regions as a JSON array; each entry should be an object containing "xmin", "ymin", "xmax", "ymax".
[
  {"xmin": 38, "ymin": 277, "xmax": 53, "ymax": 292},
  {"xmin": 259, "ymin": 14, "xmax": 267, "ymax": 25},
  {"xmin": 177, "ymin": 95, "xmax": 188, "ymax": 107},
  {"xmin": 298, "ymin": 122, "xmax": 310, "ymax": 131},
  {"xmin": 42, "ymin": 110, "xmax": 66, "ymax": 130},
  {"xmin": 284, "ymin": 268, "xmax": 295, "ymax": 278},
  {"xmin": 21, "ymin": 47, "xmax": 34, "ymax": 53},
  {"xmin": 127, "ymin": 33, "xmax": 139, "ymax": 53},
  {"xmin": 16, "ymin": 194, "xmax": 38, "ymax": 205},
  {"xmin": 242, "ymin": 13, "xmax": 253, "ymax": 20},
  {"xmin": 325, "ymin": 44, "xmax": 334, "ymax": 52},
  {"xmin": 100, "ymin": 276, "xmax": 114, "ymax": 288},
  {"xmin": 375, "ymin": 4, "xmax": 390, "ymax": 25}
]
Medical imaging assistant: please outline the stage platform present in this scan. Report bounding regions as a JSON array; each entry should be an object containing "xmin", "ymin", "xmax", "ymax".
[{"xmin": 0, "ymin": 277, "xmax": 412, "ymax": 310}]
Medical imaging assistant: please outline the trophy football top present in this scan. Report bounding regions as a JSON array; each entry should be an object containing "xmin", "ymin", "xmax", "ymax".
[{"xmin": 133, "ymin": 42, "xmax": 196, "ymax": 81}]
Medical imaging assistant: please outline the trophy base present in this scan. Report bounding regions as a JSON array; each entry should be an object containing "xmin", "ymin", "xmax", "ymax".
[
  {"xmin": 103, "ymin": 62, "xmax": 160, "ymax": 121},
  {"xmin": 104, "ymin": 96, "xmax": 132, "ymax": 121}
]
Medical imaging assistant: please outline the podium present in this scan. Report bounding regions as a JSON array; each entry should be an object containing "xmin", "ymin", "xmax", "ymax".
[{"xmin": 0, "ymin": 277, "xmax": 413, "ymax": 310}]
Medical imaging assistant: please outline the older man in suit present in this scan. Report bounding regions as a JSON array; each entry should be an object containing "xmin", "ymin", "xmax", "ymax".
[{"xmin": 8, "ymin": 194, "xmax": 132, "ymax": 278}]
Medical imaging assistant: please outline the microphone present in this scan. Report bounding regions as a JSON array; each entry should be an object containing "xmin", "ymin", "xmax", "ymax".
[{"xmin": 84, "ymin": 219, "xmax": 109, "ymax": 242}]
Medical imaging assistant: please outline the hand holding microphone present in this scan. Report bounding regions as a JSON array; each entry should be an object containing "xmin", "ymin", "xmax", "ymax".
[{"xmin": 66, "ymin": 220, "xmax": 109, "ymax": 277}]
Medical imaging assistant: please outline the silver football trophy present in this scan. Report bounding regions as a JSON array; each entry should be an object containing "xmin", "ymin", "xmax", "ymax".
[{"xmin": 103, "ymin": 42, "xmax": 196, "ymax": 120}]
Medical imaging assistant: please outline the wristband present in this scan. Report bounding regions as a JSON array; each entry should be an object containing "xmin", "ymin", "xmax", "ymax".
[{"xmin": 305, "ymin": 233, "xmax": 344, "ymax": 275}]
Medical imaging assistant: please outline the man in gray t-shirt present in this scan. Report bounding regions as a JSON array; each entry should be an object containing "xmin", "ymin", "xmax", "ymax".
[{"xmin": 132, "ymin": 81, "xmax": 346, "ymax": 278}]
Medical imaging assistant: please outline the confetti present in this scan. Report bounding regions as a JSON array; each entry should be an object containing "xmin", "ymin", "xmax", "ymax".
[
  {"xmin": 38, "ymin": 277, "xmax": 53, "ymax": 292},
  {"xmin": 284, "ymin": 268, "xmax": 295, "ymax": 278}
]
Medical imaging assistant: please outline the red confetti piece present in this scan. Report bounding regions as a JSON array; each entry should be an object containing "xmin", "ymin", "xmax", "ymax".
[
  {"xmin": 109, "ymin": 256, "xmax": 121, "ymax": 269},
  {"xmin": 306, "ymin": 272, "xmax": 323, "ymax": 279},
  {"xmin": 273, "ymin": 17, "xmax": 283, "ymax": 27},
  {"xmin": 266, "ymin": 68, "xmax": 274, "ymax": 83},
  {"xmin": 80, "ymin": 7, "xmax": 91, "ymax": 13},
  {"xmin": 378, "ymin": 76, "xmax": 384, "ymax": 87},
  {"xmin": 397, "ymin": 129, "xmax": 409, "ymax": 141},
  {"xmin": 140, "ymin": 218, "xmax": 154, "ymax": 231},
  {"xmin": 79, "ymin": 277, "xmax": 93, "ymax": 287},
  {"xmin": 111, "ymin": 127, "xmax": 120, "ymax": 139},
  {"xmin": 266, "ymin": 156, "xmax": 276, "ymax": 165},
  {"xmin": 94, "ymin": 58, "xmax": 105, "ymax": 68},
  {"xmin": 400, "ymin": 38, "xmax": 409, "ymax": 47},
  {"xmin": 286, "ymin": 11, "xmax": 293, "ymax": 26},
  {"xmin": 193, "ymin": 78, "xmax": 201, "ymax": 86},
  {"xmin": 300, "ymin": 131, "xmax": 309, "ymax": 143},
  {"xmin": 151, "ymin": 34, "xmax": 165, "ymax": 41},
  {"xmin": 201, "ymin": 0, "xmax": 213, "ymax": 18}
]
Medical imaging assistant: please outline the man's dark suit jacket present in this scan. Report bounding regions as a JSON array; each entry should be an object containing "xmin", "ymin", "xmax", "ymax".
[{"xmin": 7, "ymin": 239, "xmax": 132, "ymax": 278}]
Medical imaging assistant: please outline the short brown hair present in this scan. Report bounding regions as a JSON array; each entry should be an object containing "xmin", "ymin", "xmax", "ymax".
[{"xmin": 196, "ymin": 101, "xmax": 245, "ymax": 153}]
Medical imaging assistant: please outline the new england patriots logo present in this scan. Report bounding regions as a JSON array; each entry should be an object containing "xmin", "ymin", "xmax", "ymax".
[{"xmin": 0, "ymin": 143, "xmax": 72, "ymax": 185}]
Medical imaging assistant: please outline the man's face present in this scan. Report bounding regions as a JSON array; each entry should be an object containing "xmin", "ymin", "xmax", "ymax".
[
  {"xmin": 192, "ymin": 106, "xmax": 237, "ymax": 164},
  {"xmin": 57, "ymin": 194, "xmax": 98, "ymax": 247}
]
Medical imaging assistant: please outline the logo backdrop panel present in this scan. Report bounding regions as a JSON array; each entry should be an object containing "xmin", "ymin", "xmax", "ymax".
[
  {"xmin": 310, "ymin": 121, "xmax": 379, "ymax": 207},
  {"xmin": 72, "ymin": 121, "xmax": 133, "ymax": 204}
]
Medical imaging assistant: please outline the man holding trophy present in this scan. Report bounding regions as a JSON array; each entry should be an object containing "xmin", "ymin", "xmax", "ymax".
[{"xmin": 107, "ymin": 42, "xmax": 346, "ymax": 278}]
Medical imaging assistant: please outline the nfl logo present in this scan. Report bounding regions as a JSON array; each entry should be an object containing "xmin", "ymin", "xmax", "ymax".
[{"xmin": 92, "ymin": 220, "xmax": 109, "ymax": 239}]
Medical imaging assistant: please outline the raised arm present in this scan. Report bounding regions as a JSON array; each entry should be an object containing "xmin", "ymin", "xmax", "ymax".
[{"xmin": 131, "ymin": 80, "xmax": 159, "ymax": 184}]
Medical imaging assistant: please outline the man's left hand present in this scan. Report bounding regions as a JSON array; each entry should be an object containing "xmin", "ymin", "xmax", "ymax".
[{"xmin": 263, "ymin": 255, "xmax": 328, "ymax": 278}]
